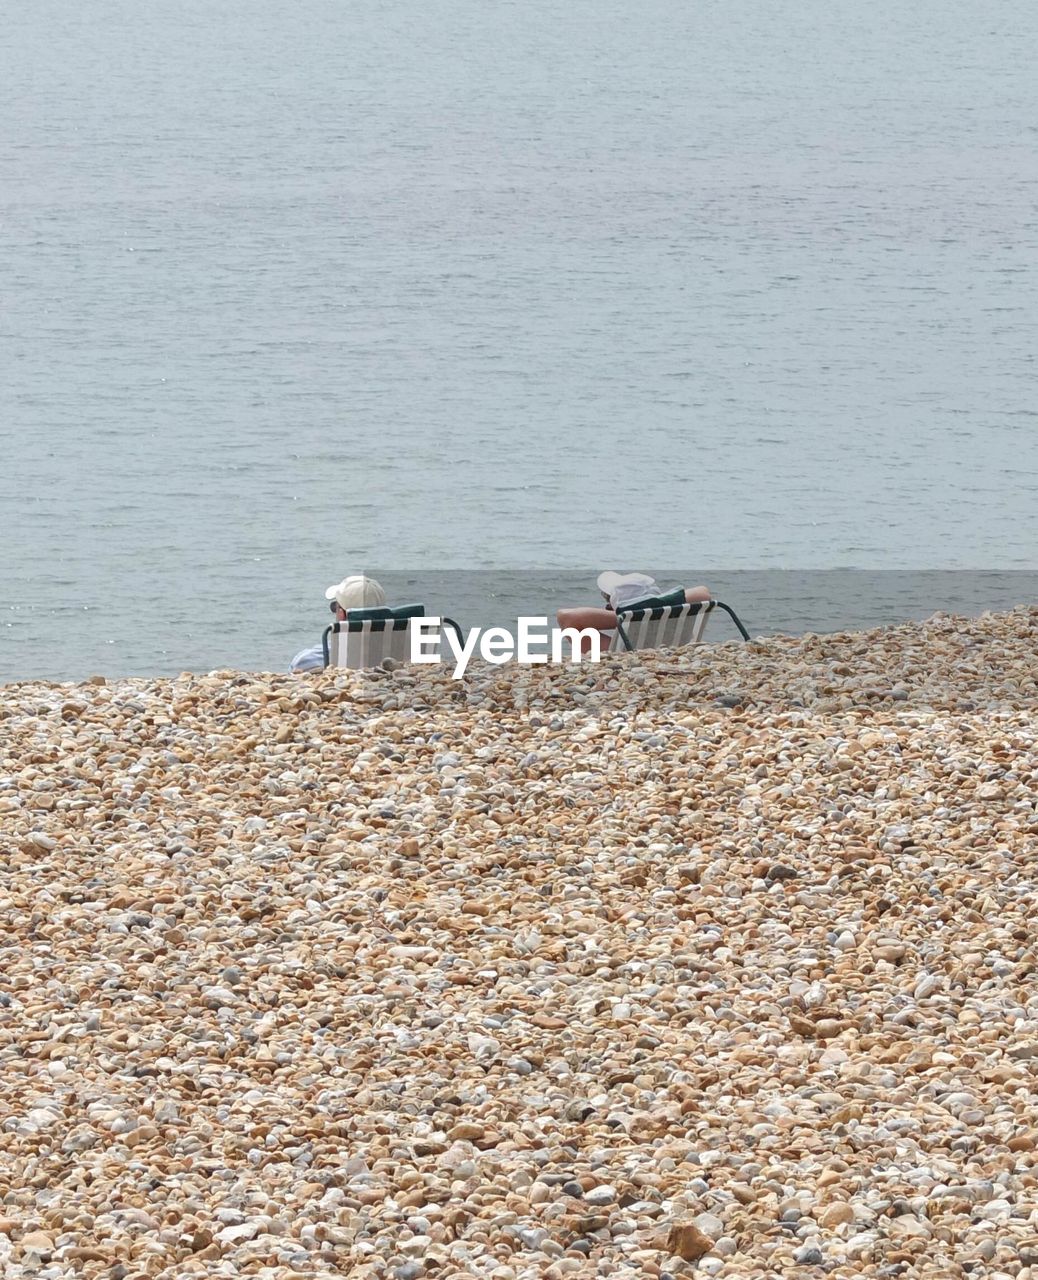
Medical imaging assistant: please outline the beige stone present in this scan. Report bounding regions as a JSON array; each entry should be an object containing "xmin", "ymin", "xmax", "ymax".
[
  {"xmin": 19, "ymin": 1232, "xmax": 54, "ymax": 1252},
  {"xmin": 664, "ymin": 1224, "xmax": 714, "ymax": 1261},
  {"xmin": 820, "ymin": 1203, "xmax": 855, "ymax": 1228}
]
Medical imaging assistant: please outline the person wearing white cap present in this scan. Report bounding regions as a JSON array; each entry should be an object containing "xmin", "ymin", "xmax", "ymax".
[
  {"xmin": 556, "ymin": 572, "xmax": 710, "ymax": 653},
  {"xmin": 289, "ymin": 574, "xmax": 387, "ymax": 672},
  {"xmin": 324, "ymin": 575, "xmax": 387, "ymax": 613}
]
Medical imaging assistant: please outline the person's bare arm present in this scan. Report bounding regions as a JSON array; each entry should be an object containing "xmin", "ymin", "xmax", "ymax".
[{"xmin": 685, "ymin": 585, "xmax": 710, "ymax": 603}]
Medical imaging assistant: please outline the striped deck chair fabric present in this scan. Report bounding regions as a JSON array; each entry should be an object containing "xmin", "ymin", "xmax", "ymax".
[
  {"xmin": 608, "ymin": 590, "xmax": 750, "ymax": 652},
  {"xmin": 323, "ymin": 603, "xmax": 425, "ymax": 669},
  {"xmin": 609, "ymin": 597, "xmax": 715, "ymax": 653}
]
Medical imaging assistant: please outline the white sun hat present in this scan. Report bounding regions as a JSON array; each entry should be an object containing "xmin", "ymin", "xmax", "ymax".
[
  {"xmin": 324, "ymin": 574, "xmax": 387, "ymax": 611},
  {"xmin": 596, "ymin": 571, "xmax": 660, "ymax": 610}
]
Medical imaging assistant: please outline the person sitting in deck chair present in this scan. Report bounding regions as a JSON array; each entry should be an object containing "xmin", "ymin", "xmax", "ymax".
[
  {"xmin": 556, "ymin": 571, "xmax": 711, "ymax": 654},
  {"xmin": 290, "ymin": 574, "xmax": 387, "ymax": 672}
]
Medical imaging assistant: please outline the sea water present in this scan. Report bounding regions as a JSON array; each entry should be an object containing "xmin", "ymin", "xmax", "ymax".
[{"xmin": 2, "ymin": 0, "xmax": 1037, "ymax": 679}]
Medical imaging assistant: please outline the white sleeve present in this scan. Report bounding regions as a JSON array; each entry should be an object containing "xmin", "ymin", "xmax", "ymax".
[{"xmin": 289, "ymin": 643, "xmax": 325, "ymax": 673}]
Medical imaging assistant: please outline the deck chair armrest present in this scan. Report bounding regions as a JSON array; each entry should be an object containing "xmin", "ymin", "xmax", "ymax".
[{"xmin": 712, "ymin": 600, "xmax": 751, "ymax": 640}]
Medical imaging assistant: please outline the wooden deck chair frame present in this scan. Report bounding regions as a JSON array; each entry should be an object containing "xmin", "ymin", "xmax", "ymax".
[
  {"xmin": 611, "ymin": 598, "xmax": 750, "ymax": 653},
  {"xmin": 321, "ymin": 606, "xmax": 463, "ymax": 670}
]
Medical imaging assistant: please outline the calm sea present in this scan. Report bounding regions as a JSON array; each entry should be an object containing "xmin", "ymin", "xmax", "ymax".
[{"xmin": 2, "ymin": 0, "xmax": 1037, "ymax": 681}]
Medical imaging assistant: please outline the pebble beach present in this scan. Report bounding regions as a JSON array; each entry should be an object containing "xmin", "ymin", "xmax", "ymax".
[{"xmin": 2, "ymin": 607, "xmax": 1038, "ymax": 1280}]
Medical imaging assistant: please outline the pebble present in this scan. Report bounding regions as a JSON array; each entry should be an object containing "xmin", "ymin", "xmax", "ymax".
[
  {"xmin": 665, "ymin": 1224, "xmax": 715, "ymax": 1261},
  {"xmin": 20, "ymin": 1232, "xmax": 54, "ymax": 1252},
  {"xmin": 0, "ymin": 607, "xmax": 1037, "ymax": 1278},
  {"xmin": 820, "ymin": 1202, "xmax": 855, "ymax": 1228},
  {"xmin": 585, "ymin": 1185, "xmax": 616, "ymax": 1206},
  {"xmin": 694, "ymin": 1214, "xmax": 725, "ymax": 1240}
]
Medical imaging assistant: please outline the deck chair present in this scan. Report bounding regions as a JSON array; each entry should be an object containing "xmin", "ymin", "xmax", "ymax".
[
  {"xmin": 609, "ymin": 590, "xmax": 750, "ymax": 653},
  {"xmin": 321, "ymin": 604, "xmax": 462, "ymax": 669}
]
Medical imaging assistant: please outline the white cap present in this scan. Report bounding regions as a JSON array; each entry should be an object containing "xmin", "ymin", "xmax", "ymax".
[
  {"xmin": 324, "ymin": 575, "xmax": 387, "ymax": 611},
  {"xmin": 596, "ymin": 571, "xmax": 659, "ymax": 610}
]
